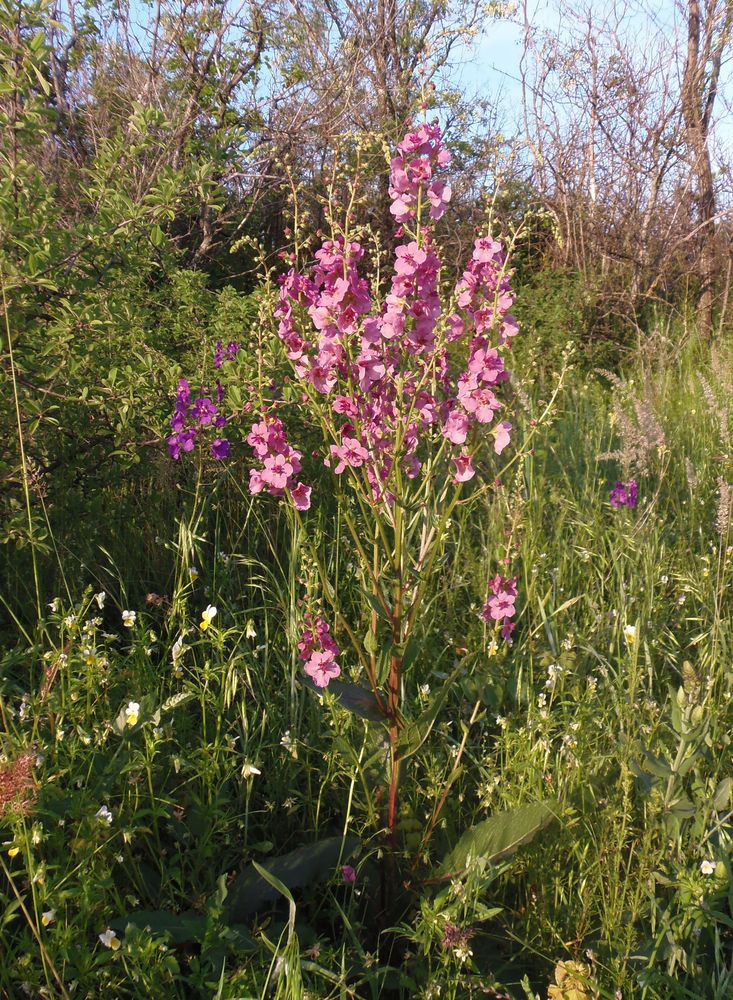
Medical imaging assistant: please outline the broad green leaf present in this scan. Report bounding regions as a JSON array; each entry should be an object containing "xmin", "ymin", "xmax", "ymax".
[
  {"xmin": 117, "ymin": 909, "xmax": 207, "ymax": 945},
  {"xmin": 303, "ymin": 677, "xmax": 385, "ymax": 722},
  {"xmin": 226, "ymin": 835, "xmax": 359, "ymax": 920},
  {"xmin": 441, "ymin": 800, "xmax": 558, "ymax": 875}
]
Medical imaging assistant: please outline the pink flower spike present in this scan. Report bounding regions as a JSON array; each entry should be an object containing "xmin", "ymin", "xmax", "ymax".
[
  {"xmin": 452, "ymin": 452, "xmax": 475, "ymax": 483},
  {"xmin": 291, "ymin": 482, "xmax": 312, "ymax": 511}
]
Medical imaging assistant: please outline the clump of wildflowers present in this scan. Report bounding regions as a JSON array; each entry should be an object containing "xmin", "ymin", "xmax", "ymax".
[
  {"xmin": 167, "ymin": 378, "xmax": 230, "ymax": 461},
  {"xmin": 298, "ymin": 615, "xmax": 340, "ymax": 688},
  {"xmin": 213, "ymin": 340, "xmax": 240, "ymax": 369},
  {"xmin": 246, "ymin": 414, "xmax": 311, "ymax": 510},
  {"xmin": 609, "ymin": 479, "xmax": 638, "ymax": 509},
  {"xmin": 481, "ymin": 574, "xmax": 518, "ymax": 641}
]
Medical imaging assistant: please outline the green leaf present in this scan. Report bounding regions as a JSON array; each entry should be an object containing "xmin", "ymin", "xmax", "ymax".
[
  {"xmin": 226, "ymin": 835, "xmax": 359, "ymax": 920},
  {"xmin": 117, "ymin": 909, "xmax": 207, "ymax": 945},
  {"xmin": 441, "ymin": 800, "xmax": 558, "ymax": 875},
  {"xmin": 303, "ymin": 677, "xmax": 385, "ymax": 722},
  {"xmin": 362, "ymin": 589, "xmax": 391, "ymax": 622},
  {"xmin": 636, "ymin": 748, "xmax": 674, "ymax": 780},
  {"xmin": 364, "ymin": 628, "xmax": 379, "ymax": 655},
  {"xmin": 714, "ymin": 777, "xmax": 732, "ymax": 811}
]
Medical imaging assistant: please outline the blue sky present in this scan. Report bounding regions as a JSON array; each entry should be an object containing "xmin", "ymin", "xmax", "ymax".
[{"xmin": 454, "ymin": 1, "xmax": 732, "ymax": 161}]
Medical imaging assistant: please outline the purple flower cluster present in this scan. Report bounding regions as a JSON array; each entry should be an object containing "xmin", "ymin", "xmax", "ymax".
[
  {"xmin": 247, "ymin": 415, "xmax": 311, "ymax": 510},
  {"xmin": 213, "ymin": 340, "xmax": 240, "ymax": 369},
  {"xmin": 481, "ymin": 574, "xmax": 518, "ymax": 641},
  {"xmin": 168, "ymin": 378, "xmax": 230, "ymax": 460},
  {"xmin": 609, "ymin": 480, "xmax": 638, "ymax": 509},
  {"xmin": 297, "ymin": 615, "xmax": 340, "ymax": 688}
]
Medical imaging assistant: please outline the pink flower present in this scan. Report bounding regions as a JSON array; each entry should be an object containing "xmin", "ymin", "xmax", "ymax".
[
  {"xmin": 427, "ymin": 180, "xmax": 451, "ymax": 220},
  {"xmin": 473, "ymin": 236, "xmax": 503, "ymax": 263},
  {"xmin": 395, "ymin": 242, "xmax": 427, "ymax": 275},
  {"xmin": 309, "ymin": 364, "xmax": 337, "ymax": 394},
  {"xmin": 442, "ymin": 409, "xmax": 470, "ymax": 445},
  {"xmin": 452, "ymin": 452, "xmax": 475, "ymax": 483},
  {"xmin": 291, "ymin": 482, "xmax": 312, "ymax": 511},
  {"xmin": 390, "ymin": 196, "xmax": 413, "ymax": 220},
  {"xmin": 333, "ymin": 395, "xmax": 357, "ymax": 417},
  {"xmin": 304, "ymin": 649, "xmax": 341, "ymax": 688},
  {"xmin": 493, "ymin": 421, "xmax": 512, "ymax": 455},
  {"xmin": 247, "ymin": 421, "xmax": 271, "ymax": 458},
  {"xmin": 341, "ymin": 865, "xmax": 356, "ymax": 885},
  {"xmin": 467, "ymin": 388, "xmax": 501, "ymax": 424},
  {"xmin": 481, "ymin": 575, "xmax": 518, "ymax": 642},
  {"xmin": 262, "ymin": 454, "xmax": 294, "ymax": 489},
  {"xmin": 446, "ymin": 314, "xmax": 465, "ymax": 342},
  {"xmin": 330, "ymin": 437, "xmax": 369, "ymax": 474},
  {"xmin": 249, "ymin": 469, "xmax": 265, "ymax": 494}
]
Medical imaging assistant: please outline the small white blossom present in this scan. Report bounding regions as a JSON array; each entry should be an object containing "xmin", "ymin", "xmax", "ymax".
[
  {"xmin": 63, "ymin": 615, "xmax": 77, "ymax": 629},
  {"xmin": 99, "ymin": 928, "xmax": 120, "ymax": 950},
  {"xmin": 245, "ymin": 619, "xmax": 257, "ymax": 640},
  {"xmin": 241, "ymin": 762, "xmax": 261, "ymax": 779},
  {"xmin": 700, "ymin": 859, "xmax": 715, "ymax": 875},
  {"xmin": 94, "ymin": 592, "xmax": 106, "ymax": 609},
  {"xmin": 280, "ymin": 731, "xmax": 297, "ymax": 758},
  {"xmin": 623, "ymin": 624, "xmax": 637, "ymax": 644},
  {"xmin": 121, "ymin": 610, "xmax": 136, "ymax": 628},
  {"xmin": 41, "ymin": 909, "xmax": 55, "ymax": 927},
  {"xmin": 95, "ymin": 805, "xmax": 113, "ymax": 825}
]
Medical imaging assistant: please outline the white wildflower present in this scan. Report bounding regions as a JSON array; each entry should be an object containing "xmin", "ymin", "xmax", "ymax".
[
  {"xmin": 95, "ymin": 805, "xmax": 113, "ymax": 825},
  {"xmin": 99, "ymin": 928, "xmax": 120, "ymax": 950}
]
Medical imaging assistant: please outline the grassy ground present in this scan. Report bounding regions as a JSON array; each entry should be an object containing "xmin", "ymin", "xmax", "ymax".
[{"xmin": 0, "ymin": 333, "xmax": 731, "ymax": 998}]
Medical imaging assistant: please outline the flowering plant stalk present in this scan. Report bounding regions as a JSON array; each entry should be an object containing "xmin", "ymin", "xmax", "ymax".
[{"xmin": 248, "ymin": 123, "xmax": 522, "ymax": 854}]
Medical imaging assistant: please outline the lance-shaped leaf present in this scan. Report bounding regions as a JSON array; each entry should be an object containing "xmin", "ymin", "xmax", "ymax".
[{"xmin": 441, "ymin": 800, "xmax": 558, "ymax": 875}]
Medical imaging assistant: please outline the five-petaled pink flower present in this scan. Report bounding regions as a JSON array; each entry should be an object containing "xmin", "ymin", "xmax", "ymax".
[{"xmin": 330, "ymin": 437, "xmax": 369, "ymax": 475}]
